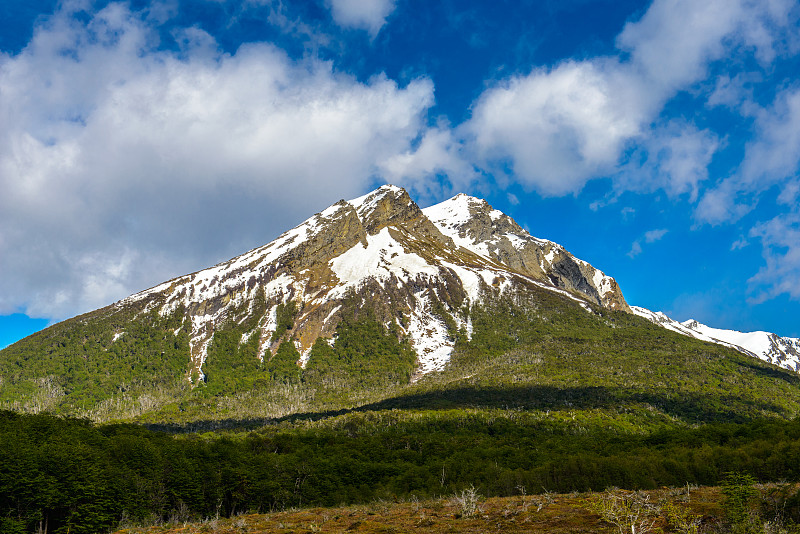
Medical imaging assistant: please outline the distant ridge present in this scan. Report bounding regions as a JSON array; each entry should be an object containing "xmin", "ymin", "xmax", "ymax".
[{"xmin": 631, "ymin": 306, "xmax": 800, "ymax": 373}]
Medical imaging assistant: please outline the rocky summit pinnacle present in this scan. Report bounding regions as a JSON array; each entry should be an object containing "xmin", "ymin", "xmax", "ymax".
[{"xmin": 118, "ymin": 185, "xmax": 629, "ymax": 381}]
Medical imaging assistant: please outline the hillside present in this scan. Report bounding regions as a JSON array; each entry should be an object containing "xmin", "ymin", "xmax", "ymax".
[{"xmin": 632, "ymin": 306, "xmax": 800, "ymax": 373}]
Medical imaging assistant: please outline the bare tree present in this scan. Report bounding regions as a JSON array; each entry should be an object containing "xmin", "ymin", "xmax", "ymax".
[{"xmin": 586, "ymin": 490, "xmax": 661, "ymax": 534}]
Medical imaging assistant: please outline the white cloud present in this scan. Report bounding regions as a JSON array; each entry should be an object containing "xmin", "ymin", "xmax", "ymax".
[
  {"xmin": 748, "ymin": 211, "xmax": 800, "ymax": 303},
  {"xmin": 466, "ymin": 0, "xmax": 795, "ymax": 198},
  {"xmin": 740, "ymin": 88, "xmax": 800, "ymax": 188},
  {"xmin": 778, "ymin": 180, "xmax": 800, "ymax": 205},
  {"xmin": 327, "ymin": 0, "xmax": 396, "ymax": 37},
  {"xmin": 696, "ymin": 87, "xmax": 800, "ymax": 225},
  {"xmin": 731, "ymin": 237, "xmax": 749, "ymax": 250},
  {"xmin": 627, "ymin": 241, "xmax": 643, "ymax": 259},
  {"xmin": 379, "ymin": 125, "xmax": 477, "ymax": 202},
  {"xmin": 0, "ymin": 3, "xmax": 435, "ymax": 319},
  {"xmin": 694, "ymin": 180, "xmax": 752, "ymax": 226},
  {"xmin": 706, "ymin": 73, "xmax": 760, "ymax": 109},
  {"xmin": 644, "ymin": 229, "xmax": 669, "ymax": 243},
  {"xmin": 468, "ymin": 59, "xmax": 646, "ymax": 196},
  {"xmin": 628, "ymin": 228, "xmax": 668, "ymax": 258},
  {"xmin": 618, "ymin": 0, "xmax": 741, "ymax": 92},
  {"xmin": 616, "ymin": 121, "xmax": 719, "ymax": 202}
]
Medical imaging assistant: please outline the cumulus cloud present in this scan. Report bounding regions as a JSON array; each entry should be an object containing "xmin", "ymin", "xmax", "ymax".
[
  {"xmin": 696, "ymin": 87, "xmax": 800, "ymax": 225},
  {"xmin": 739, "ymin": 88, "xmax": 800, "ymax": 188},
  {"xmin": 0, "ymin": 2, "xmax": 435, "ymax": 318},
  {"xmin": 327, "ymin": 0, "xmax": 396, "ymax": 37},
  {"xmin": 467, "ymin": 59, "xmax": 646, "ymax": 196},
  {"xmin": 466, "ymin": 0, "xmax": 795, "ymax": 197},
  {"xmin": 617, "ymin": 121, "xmax": 719, "ymax": 202}
]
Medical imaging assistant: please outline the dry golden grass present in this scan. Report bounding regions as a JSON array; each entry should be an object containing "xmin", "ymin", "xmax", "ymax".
[{"xmin": 114, "ymin": 486, "xmax": 731, "ymax": 534}]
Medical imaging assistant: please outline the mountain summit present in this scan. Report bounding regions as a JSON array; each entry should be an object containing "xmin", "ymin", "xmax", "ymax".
[{"xmin": 118, "ymin": 185, "xmax": 628, "ymax": 381}]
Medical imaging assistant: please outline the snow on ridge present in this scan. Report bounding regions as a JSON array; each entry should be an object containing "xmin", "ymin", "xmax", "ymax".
[
  {"xmin": 423, "ymin": 193, "xmax": 479, "ymax": 228},
  {"xmin": 424, "ymin": 194, "xmax": 619, "ymax": 306},
  {"xmin": 328, "ymin": 227, "xmax": 440, "ymax": 297},
  {"xmin": 632, "ymin": 306, "xmax": 800, "ymax": 373},
  {"xmin": 347, "ymin": 184, "xmax": 406, "ymax": 223},
  {"xmin": 630, "ymin": 306, "xmax": 716, "ymax": 341},
  {"xmin": 347, "ymin": 184, "xmax": 403, "ymax": 209},
  {"xmin": 424, "ymin": 194, "xmax": 556, "ymax": 248},
  {"xmin": 681, "ymin": 320, "xmax": 788, "ymax": 361}
]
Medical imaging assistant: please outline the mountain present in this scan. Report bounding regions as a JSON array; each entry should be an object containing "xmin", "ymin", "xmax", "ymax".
[
  {"xmin": 114, "ymin": 184, "xmax": 628, "ymax": 380},
  {"xmin": 631, "ymin": 306, "xmax": 800, "ymax": 373},
  {"xmin": 3, "ymin": 185, "xmax": 800, "ymax": 424}
]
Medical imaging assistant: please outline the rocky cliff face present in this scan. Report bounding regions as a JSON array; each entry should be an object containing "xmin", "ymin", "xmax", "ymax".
[
  {"xmin": 120, "ymin": 185, "xmax": 630, "ymax": 381},
  {"xmin": 422, "ymin": 194, "xmax": 629, "ymax": 311}
]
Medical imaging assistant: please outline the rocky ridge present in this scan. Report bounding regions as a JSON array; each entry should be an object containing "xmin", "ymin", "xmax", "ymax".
[
  {"xmin": 119, "ymin": 185, "xmax": 629, "ymax": 381},
  {"xmin": 631, "ymin": 306, "xmax": 800, "ymax": 373}
]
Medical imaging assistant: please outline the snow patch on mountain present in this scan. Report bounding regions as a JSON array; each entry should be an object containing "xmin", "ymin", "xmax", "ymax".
[
  {"xmin": 328, "ymin": 227, "xmax": 438, "ymax": 295},
  {"xmin": 407, "ymin": 294, "xmax": 452, "ymax": 376},
  {"xmin": 348, "ymin": 184, "xmax": 405, "ymax": 215},
  {"xmin": 439, "ymin": 262, "xmax": 487, "ymax": 302}
]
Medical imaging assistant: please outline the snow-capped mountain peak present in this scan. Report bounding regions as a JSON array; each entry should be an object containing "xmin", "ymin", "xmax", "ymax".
[
  {"xmin": 118, "ymin": 185, "xmax": 629, "ymax": 382},
  {"xmin": 423, "ymin": 195, "xmax": 628, "ymax": 312}
]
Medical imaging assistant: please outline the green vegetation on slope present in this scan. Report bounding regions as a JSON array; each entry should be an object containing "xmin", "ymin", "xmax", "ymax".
[
  {"xmin": 304, "ymin": 304, "xmax": 417, "ymax": 394},
  {"xmin": 0, "ymin": 302, "xmax": 189, "ymax": 413},
  {"xmin": 3, "ymin": 284, "xmax": 800, "ymax": 426}
]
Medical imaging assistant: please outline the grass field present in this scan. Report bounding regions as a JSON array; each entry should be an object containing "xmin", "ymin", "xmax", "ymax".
[{"xmin": 114, "ymin": 485, "xmax": 789, "ymax": 534}]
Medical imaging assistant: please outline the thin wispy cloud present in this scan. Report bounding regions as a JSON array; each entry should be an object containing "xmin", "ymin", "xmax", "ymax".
[{"xmin": 628, "ymin": 228, "xmax": 669, "ymax": 258}]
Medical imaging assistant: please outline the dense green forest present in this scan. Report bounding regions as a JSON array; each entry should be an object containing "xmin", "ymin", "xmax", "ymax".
[{"xmin": 3, "ymin": 410, "xmax": 800, "ymax": 533}]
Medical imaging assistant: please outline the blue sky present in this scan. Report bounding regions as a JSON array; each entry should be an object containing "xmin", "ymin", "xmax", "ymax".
[{"xmin": 1, "ymin": 0, "xmax": 799, "ymax": 349}]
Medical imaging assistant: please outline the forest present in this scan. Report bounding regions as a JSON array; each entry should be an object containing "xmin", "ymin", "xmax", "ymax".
[{"xmin": 4, "ymin": 410, "xmax": 800, "ymax": 533}]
